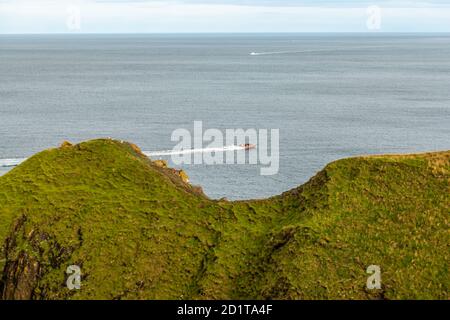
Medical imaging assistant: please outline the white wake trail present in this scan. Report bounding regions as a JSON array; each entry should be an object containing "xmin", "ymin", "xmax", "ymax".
[
  {"xmin": 0, "ymin": 158, "xmax": 27, "ymax": 168},
  {"xmin": 144, "ymin": 145, "xmax": 246, "ymax": 157},
  {"xmin": 250, "ymin": 45, "xmax": 391, "ymax": 56}
]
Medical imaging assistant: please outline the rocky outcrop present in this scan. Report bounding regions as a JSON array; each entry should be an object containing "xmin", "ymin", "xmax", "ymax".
[
  {"xmin": 178, "ymin": 170, "xmax": 190, "ymax": 184},
  {"xmin": 153, "ymin": 160, "xmax": 168, "ymax": 168},
  {"xmin": 129, "ymin": 142, "xmax": 143, "ymax": 155},
  {"xmin": 60, "ymin": 141, "xmax": 73, "ymax": 148}
]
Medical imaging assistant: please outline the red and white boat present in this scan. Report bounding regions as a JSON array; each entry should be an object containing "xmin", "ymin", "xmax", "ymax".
[{"xmin": 240, "ymin": 144, "xmax": 256, "ymax": 150}]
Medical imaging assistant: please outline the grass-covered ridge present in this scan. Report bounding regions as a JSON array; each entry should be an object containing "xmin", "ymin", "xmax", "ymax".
[{"xmin": 0, "ymin": 139, "xmax": 448, "ymax": 300}]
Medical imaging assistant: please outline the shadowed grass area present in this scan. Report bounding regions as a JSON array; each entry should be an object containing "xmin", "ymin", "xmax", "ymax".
[{"xmin": 0, "ymin": 139, "xmax": 448, "ymax": 300}]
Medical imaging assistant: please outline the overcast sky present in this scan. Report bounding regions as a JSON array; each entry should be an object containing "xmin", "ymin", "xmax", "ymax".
[{"xmin": 1, "ymin": 0, "xmax": 450, "ymax": 33}]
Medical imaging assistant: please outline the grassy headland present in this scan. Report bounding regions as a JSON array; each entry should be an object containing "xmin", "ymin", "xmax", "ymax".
[{"xmin": 0, "ymin": 139, "xmax": 448, "ymax": 299}]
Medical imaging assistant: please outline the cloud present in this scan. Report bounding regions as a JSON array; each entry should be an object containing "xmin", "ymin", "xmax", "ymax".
[
  {"xmin": 1, "ymin": 0, "xmax": 450, "ymax": 33},
  {"xmin": 94, "ymin": 0, "xmax": 450, "ymax": 7}
]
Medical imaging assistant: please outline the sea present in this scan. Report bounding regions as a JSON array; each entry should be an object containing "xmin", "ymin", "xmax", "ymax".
[{"xmin": 1, "ymin": 33, "xmax": 449, "ymax": 200}]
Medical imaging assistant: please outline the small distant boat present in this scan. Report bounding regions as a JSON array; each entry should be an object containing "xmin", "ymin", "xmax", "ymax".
[
  {"xmin": 240, "ymin": 144, "xmax": 256, "ymax": 150},
  {"xmin": 250, "ymin": 52, "xmax": 258, "ymax": 56}
]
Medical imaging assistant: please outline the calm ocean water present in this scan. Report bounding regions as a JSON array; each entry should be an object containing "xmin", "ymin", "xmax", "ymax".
[{"xmin": 1, "ymin": 34, "xmax": 449, "ymax": 199}]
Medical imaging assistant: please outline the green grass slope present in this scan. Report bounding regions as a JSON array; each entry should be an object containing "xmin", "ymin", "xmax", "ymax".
[{"xmin": 0, "ymin": 139, "xmax": 448, "ymax": 300}]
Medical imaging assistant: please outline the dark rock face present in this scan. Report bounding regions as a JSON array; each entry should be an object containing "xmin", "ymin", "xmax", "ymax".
[
  {"xmin": 1, "ymin": 252, "xmax": 40, "ymax": 300},
  {"xmin": 1, "ymin": 215, "xmax": 40, "ymax": 300},
  {"xmin": 1, "ymin": 215, "xmax": 80, "ymax": 300}
]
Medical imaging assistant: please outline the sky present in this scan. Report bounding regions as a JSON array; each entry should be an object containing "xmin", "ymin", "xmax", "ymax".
[{"xmin": 1, "ymin": 0, "xmax": 450, "ymax": 33}]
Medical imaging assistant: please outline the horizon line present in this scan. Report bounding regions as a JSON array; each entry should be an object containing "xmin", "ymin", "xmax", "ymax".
[{"xmin": 2, "ymin": 31, "xmax": 450, "ymax": 35}]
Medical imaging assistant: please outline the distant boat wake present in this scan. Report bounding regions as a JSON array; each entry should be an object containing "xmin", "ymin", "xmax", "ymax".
[
  {"xmin": 249, "ymin": 45, "xmax": 390, "ymax": 56},
  {"xmin": 0, "ymin": 145, "xmax": 249, "ymax": 168}
]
